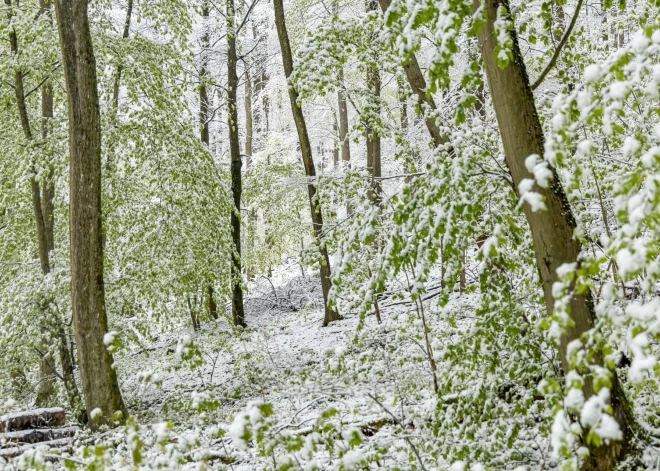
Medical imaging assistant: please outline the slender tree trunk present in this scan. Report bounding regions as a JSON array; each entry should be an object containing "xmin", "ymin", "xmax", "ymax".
[
  {"xmin": 245, "ymin": 68, "xmax": 257, "ymax": 280},
  {"xmin": 199, "ymin": 3, "xmax": 210, "ymax": 145},
  {"xmin": 227, "ymin": 0, "xmax": 246, "ymax": 327},
  {"xmin": 6, "ymin": 0, "xmax": 57, "ymax": 406},
  {"xmin": 365, "ymin": 0, "xmax": 381, "ymax": 205},
  {"xmin": 207, "ymin": 283, "xmax": 218, "ymax": 320},
  {"xmin": 41, "ymin": 84, "xmax": 55, "ymax": 256},
  {"xmin": 198, "ymin": 2, "xmax": 218, "ymax": 322},
  {"xmin": 332, "ymin": 113, "xmax": 339, "ymax": 168},
  {"xmin": 338, "ymin": 69, "xmax": 351, "ymax": 166},
  {"xmin": 337, "ymin": 69, "xmax": 353, "ymax": 215},
  {"xmin": 477, "ymin": 0, "xmax": 636, "ymax": 468},
  {"xmin": 54, "ymin": 0, "xmax": 126, "ymax": 429},
  {"xmin": 112, "ymin": 0, "xmax": 134, "ymax": 114},
  {"xmin": 245, "ymin": 69, "xmax": 254, "ymax": 167},
  {"xmin": 58, "ymin": 325, "xmax": 84, "ymax": 422},
  {"xmin": 274, "ymin": 0, "xmax": 340, "ymax": 325}
]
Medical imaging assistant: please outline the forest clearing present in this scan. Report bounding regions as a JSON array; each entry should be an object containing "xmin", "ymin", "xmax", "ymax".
[{"xmin": 1, "ymin": 0, "xmax": 660, "ymax": 469}]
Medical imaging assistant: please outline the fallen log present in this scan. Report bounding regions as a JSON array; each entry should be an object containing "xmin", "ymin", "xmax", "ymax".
[
  {"xmin": 1, "ymin": 426, "xmax": 80, "ymax": 445},
  {"xmin": 0, "ymin": 408, "xmax": 66, "ymax": 432},
  {"xmin": 0, "ymin": 438, "xmax": 73, "ymax": 460}
]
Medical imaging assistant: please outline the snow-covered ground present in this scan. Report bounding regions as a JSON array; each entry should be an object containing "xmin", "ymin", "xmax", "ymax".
[{"xmin": 5, "ymin": 268, "xmax": 658, "ymax": 470}]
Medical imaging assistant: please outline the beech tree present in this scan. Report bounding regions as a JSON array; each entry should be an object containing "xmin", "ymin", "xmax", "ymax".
[
  {"xmin": 274, "ymin": 0, "xmax": 340, "ymax": 325},
  {"xmin": 54, "ymin": 0, "xmax": 126, "ymax": 429}
]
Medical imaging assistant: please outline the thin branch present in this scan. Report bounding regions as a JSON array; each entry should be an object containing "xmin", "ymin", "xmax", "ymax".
[
  {"xmin": 236, "ymin": 0, "xmax": 260, "ymax": 34},
  {"xmin": 24, "ymin": 63, "xmax": 60, "ymax": 99},
  {"xmin": 531, "ymin": 0, "xmax": 584, "ymax": 91},
  {"xmin": 366, "ymin": 393, "xmax": 428, "ymax": 471}
]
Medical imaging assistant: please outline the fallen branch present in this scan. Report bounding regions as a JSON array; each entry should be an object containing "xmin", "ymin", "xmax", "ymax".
[
  {"xmin": 1, "ymin": 426, "xmax": 80, "ymax": 445},
  {"xmin": 0, "ymin": 408, "xmax": 66, "ymax": 433},
  {"xmin": 0, "ymin": 438, "xmax": 73, "ymax": 459}
]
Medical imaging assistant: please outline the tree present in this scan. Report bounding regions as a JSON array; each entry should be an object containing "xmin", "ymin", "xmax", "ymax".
[
  {"xmin": 227, "ymin": 0, "xmax": 246, "ymax": 327},
  {"xmin": 274, "ymin": 0, "xmax": 340, "ymax": 325},
  {"xmin": 477, "ymin": 0, "xmax": 637, "ymax": 468},
  {"xmin": 54, "ymin": 0, "xmax": 126, "ymax": 429},
  {"xmin": 365, "ymin": 0, "xmax": 381, "ymax": 205}
]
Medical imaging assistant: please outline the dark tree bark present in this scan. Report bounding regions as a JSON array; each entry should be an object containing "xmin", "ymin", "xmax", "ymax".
[
  {"xmin": 199, "ymin": 2, "xmax": 210, "ymax": 145},
  {"xmin": 338, "ymin": 68, "xmax": 353, "ymax": 215},
  {"xmin": 54, "ymin": 0, "xmax": 126, "ymax": 429},
  {"xmin": 6, "ymin": 0, "xmax": 57, "ymax": 406},
  {"xmin": 332, "ymin": 113, "xmax": 339, "ymax": 168},
  {"xmin": 378, "ymin": 0, "xmax": 448, "ymax": 150},
  {"xmin": 274, "ymin": 0, "xmax": 340, "ymax": 325},
  {"xmin": 245, "ymin": 69, "xmax": 254, "ymax": 166},
  {"xmin": 58, "ymin": 325, "xmax": 84, "ymax": 421},
  {"xmin": 477, "ymin": 0, "xmax": 637, "ymax": 468},
  {"xmin": 207, "ymin": 284, "xmax": 218, "ymax": 320},
  {"xmin": 198, "ymin": 2, "xmax": 218, "ymax": 323},
  {"xmin": 227, "ymin": 0, "xmax": 246, "ymax": 327},
  {"xmin": 111, "ymin": 0, "xmax": 134, "ymax": 114},
  {"xmin": 337, "ymin": 68, "xmax": 351, "ymax": 166},
  {"xmin": 0, "ymin": 408, "xmax": 66, "ymax": 433},
  {"xmin": 365, "ymin": 0, "xmax": 381, "ymax": 205}
]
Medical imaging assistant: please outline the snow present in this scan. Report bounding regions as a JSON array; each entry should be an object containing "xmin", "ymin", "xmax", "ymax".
[
  {"xmin": 584, "ymin": 64, "xmax": 600, "ymax": 83},
  {"xmin": 103, "ymin": 331, "xmax": 117, "ymax": 345}
]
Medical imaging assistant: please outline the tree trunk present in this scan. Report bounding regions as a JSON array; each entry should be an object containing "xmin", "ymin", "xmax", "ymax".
[
  {"xmin": 245, "ymin": 69, "xmax": 254, "ymax": 167},
  {"xmin": 227, "ymin": 0, "xmax": 246, "ymax": 327},
  {"xmin": 477, "ymin": 0, "xmax": 636, "ymax": 468},
  {"xmin": 58, "ymin": 325, "xmax": 84, "ymax": 422},
  {"xmin": 338, "ymin": 69, "xmax": 351, "ymax": 166},
  {"xmin": 207, "ymin": 284, "xmax": 218, "ymax": 320},
  {"xmin": 274, "ymin": 0, "xmax": 340, "ymax": 325},
  {"xmin": 198, "ymin": 2, "xmax": 218, "ymax": 323},
  {"xmin": 378, "ymin": 0, "xmax": 448, "ymax": 150},
  {"xmin": 365, "ymin": 0, "xmax": 381, "ymax": 205},
  {"xmin": 6, "ymin": 0, "xmax": 57, "ymax": 406},
  {"xmin": 337, "ymin": 68, "xmax": 353, "ymax": 215},
  {"xmin": 54, "ymin": 0, "xmax": 126, "ymax": 429},
  {"xmin": 41, "ymin": 77, "xmax": 55, "ymax": 255},
  {"xmin": 111, "ymin": 0, "xmax": 134, "ymax": 114},
  {"xmin": 333, "ymin": 113, "xmax": 339, "ymax": 168}
]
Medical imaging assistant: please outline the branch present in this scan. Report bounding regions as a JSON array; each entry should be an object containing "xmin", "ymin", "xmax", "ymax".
[
  {"xmin": 24, "ymin": 63, "xmax": 61, "ymax": 99},
  {"xmin": 531, "ymin": 0, "xmax": 583, "ymax": 91},
  {"xmin": 366, "ymin": 393, "xmax": 428, "ymax": 471},
  {"xmin": 236, "ymin": 0, "xmax": 260, "ymax": 35}
]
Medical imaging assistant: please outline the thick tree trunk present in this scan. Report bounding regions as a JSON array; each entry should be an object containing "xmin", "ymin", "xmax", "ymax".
[
  {"xmin": 111, "ymin": 0, "xmax": 134, "ymax": 114},
  {"xmin": 227, "ymin": 0, "xmax": 246, "ymax": 327},
  {"xmin": 274, "ymin": 0, "xmax": 340, "ymax": 325},
  {"xmin": 54, "ymin": 0, "xmax": 126, "ymax": 429},
  {"xmin": 477, "ymin": 0, "xmax": 637, "ymax": 468}
]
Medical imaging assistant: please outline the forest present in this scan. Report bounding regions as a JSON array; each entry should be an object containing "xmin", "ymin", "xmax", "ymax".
[{"xmin": 0, "ymin": 0, "xmax": 659, "ymax": 469}]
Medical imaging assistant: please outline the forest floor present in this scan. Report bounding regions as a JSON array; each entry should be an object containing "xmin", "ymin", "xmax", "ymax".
[
  {"xmin": 10, "ymin": 263, "xmax": 658, "ymax": 469},
  {"xmin": 107, "ymin": 266, "xmax": 423, "ymax": 469}
]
